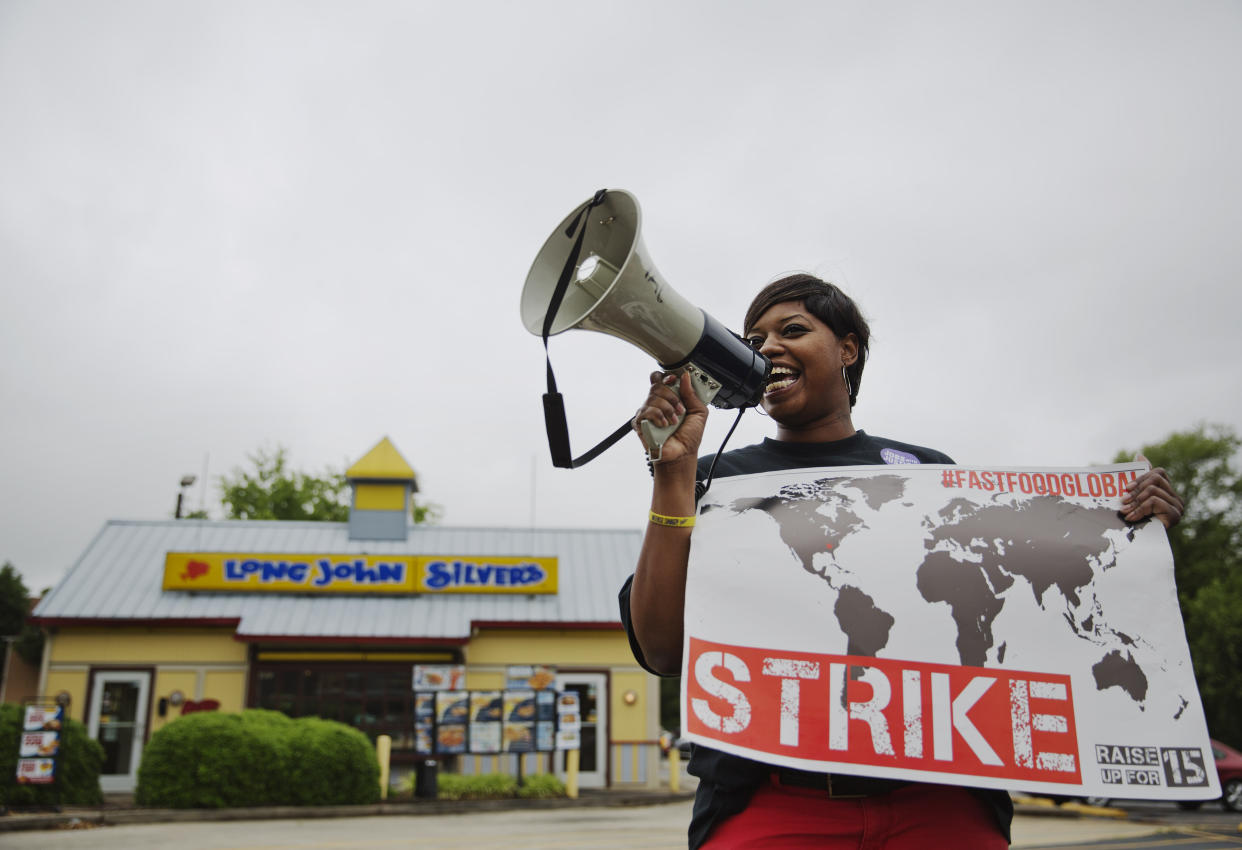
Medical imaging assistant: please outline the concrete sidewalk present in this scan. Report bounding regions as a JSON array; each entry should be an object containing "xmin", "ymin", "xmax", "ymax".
[
  {"xmin": 1, "ymin": 788, "xmax": 691, "ymax": 833},
  {"xmin": 0, "ymin": 790, "xmax": 1169, "ymax": 846}
]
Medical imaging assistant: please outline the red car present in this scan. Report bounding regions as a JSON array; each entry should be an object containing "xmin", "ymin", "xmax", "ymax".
[{"xmin": 1179, "ymin": 739, "xmax": 1242, "ymax": 812}]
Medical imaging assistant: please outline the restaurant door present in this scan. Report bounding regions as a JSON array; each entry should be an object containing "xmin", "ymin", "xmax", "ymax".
[
  {"xmin": 556, "ymin": 672, "xmax": 606, "ymax": 787},
  {"xmin": 87, "ymin": 670, "xmax": 151, "ymax": 792}
]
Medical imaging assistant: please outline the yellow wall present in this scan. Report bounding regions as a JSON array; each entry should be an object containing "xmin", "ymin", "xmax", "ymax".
[
  {"xmin": 466, "ymin": 670, "xmax": 505, "ymax": 690},
  {"xmin": 151, "ymin": 670, "xmax": 199, "ymax": 733},
  {"xmin": 50, "ymin": 628, "xmax": 246, "ymax": 664},
  {"xmin": 466, "ymin": 628, "xmax": 632, "ymax": 666},
  {"xmin": 202, "ymin": 670, "xmax": 246, "ymax": 712},
  {"xmin": 44, "ymin": 670, "xmax": 87, "ymax": 722},
  {"xmin": 354, "ymin": 483, "xmax": 406, "ymax": 510},
  {"xmin": 46, "ymin": 627, "xmax": 248, "ymax": 728},
  {"xmin": 609, "ymin": 670, "xmax": 653, "ymax": 741}
]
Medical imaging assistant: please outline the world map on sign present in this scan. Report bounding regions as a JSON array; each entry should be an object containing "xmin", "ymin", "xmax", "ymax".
[{"xmin": 698, "ymin": 470, "xmax": 1186, "ymax": 717}]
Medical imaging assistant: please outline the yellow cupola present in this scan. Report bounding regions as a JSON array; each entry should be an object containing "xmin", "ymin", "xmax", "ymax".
[{"xmin": 346, "ymin": 437, "xmax": 418, "ymax": 541}]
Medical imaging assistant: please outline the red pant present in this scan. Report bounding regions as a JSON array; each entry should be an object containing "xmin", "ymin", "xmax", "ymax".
[{"xmin": 701, "ymin": 782, "xmax": 1007, "ymax": 849}]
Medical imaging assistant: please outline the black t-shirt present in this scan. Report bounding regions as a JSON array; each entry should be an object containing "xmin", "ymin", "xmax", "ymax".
[{"xmin": 618, "ymin": 430, "xmax": 1013, "ymax": 848}]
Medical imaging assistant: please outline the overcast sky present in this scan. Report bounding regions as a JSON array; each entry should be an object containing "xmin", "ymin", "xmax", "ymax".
[{"xmin": 2, "ymin": 1, "xmax": 1240, "ymax": 593}]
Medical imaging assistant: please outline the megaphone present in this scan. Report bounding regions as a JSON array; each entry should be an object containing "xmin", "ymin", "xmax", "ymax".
[{"xmin": 521, "ymin": 189, "xmax": 770, "ymax": 467}]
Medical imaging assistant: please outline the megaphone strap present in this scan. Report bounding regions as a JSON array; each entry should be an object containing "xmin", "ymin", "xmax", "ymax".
[
  {"xmin": 540, "ymin": 189, "xmax": 632, "ymax": 469},
  {"xmin": 540, "ymin": 188, "xmax": 608, "ymax": 347},
  {"xmin": 541, "ymin": 392, "xmax": 632, "ymax": 469}
]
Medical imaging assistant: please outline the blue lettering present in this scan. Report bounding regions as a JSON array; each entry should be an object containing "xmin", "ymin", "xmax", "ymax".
[
  {"xmin": 425, "ymin": 561, "xmax": 451, "ymax": 590},
  {"xmin": 333, "ymin": 562, "xmax": 355, "ymax": 581},
  {"xmin": 287, "ymin": 562, "xmax": 307, "ymax": 583},
  {"xmin": 356, "ymin": 563, "xmax": 379, "ymax": 583},
  {"xmin": 225, "ymin": 560, "xmax": 243, "ymax": 580},
  {"xmin": 378, "ymin": 562, "xmax": 403, "ymax": 583},
  {"xmin": 261, "ymin": 561, "xmax": 306, "ymax": 583},
  {"xmin": 314, "ymin": 560, "xmax": 333, "ymax": 586},
  {"xmin": 415, "ymin": 561, "xmax": 548, "ymax": 590}
]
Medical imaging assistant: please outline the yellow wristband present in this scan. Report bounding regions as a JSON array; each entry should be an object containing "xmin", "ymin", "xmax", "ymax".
[{"xmin": 649, "ymin": 510, "xmax": 696, "ymax": 528}]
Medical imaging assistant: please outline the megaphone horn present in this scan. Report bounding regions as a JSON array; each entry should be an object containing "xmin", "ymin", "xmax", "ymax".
[{"xmin": 521, "ymin": 189, "xmax": 771, "ymax": 467}]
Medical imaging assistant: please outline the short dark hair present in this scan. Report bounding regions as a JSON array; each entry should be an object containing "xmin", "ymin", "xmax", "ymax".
[{"xmin": 743, "ymin": 273, "xmax": 871, "ymax": 407}]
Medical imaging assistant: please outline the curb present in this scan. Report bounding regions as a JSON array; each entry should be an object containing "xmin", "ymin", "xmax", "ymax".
[
  {"xmin": 0, "ymin": 790, "xmax": 697, "ymax": 833},
  {"xmin": 1012, "ymin": 796, "xmax": 1130, "ymax": 820}
]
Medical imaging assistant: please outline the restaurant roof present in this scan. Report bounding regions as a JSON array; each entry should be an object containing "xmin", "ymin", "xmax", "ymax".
[{"xmin": 31, "ymin": 519, "xmax": 642, "ymax": 642}]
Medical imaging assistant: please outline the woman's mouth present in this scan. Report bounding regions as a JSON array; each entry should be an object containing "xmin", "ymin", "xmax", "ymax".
[{"xmin": 765, "ymin": 365, "xmax": 799, "ymax": 396}]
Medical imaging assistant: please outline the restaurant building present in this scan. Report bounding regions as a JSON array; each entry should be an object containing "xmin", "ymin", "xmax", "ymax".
[{"xmin": 29, "ymin": 439, "xmax": 658, "ymax": 793}]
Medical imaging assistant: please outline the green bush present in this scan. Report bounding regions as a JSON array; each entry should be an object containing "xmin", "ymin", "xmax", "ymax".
[
  {"xmin": 516, "ymin": 772, "xmax": 566, "ymax": 799},
  {"xmin": 284, "ymin": 717, "xmax": 378, "ymax": 805},
  {"xmin": 0, "ymin": 703, "xmax": 104, "ymax": 807},
  {"xmin": 136, "ymin": 709, "xmax": 379, "ymax": 808},
  {"xmin": 437, "ymin": 772, "xmax": 518, "ymax": 800},
  {"xmin": 399, "ymin": 770, "xmax": 566, "ymax": 801}
]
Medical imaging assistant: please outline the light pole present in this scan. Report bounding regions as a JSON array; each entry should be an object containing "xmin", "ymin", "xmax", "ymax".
[{"xmin": 175, "ymin": 475, "xmax": 196, "ymax": 519}]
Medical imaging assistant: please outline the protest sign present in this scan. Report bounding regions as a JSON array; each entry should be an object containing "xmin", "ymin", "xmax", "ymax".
[{"xmin": 682, "ymin": 463, "xmax": 1216, "ymax": 801}]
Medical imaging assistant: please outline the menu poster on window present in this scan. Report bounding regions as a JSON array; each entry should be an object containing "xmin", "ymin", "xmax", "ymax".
[
  {"xmin": 16, "ymin": 704, "xmax": 63, "ymax": 785},
  {"xmin": 470, "ymin": 722, "xmax": 501, "ymax": 753},
  {"xmin": 505, "ymin": 665, "xmax": 557, "ymax": 691},
  {"xmin": 471, "ymin": 691, "xmax": 503, "ymax": 722},
  {"xmin": 503, "ymin": 721, "xmax": 533, "ymax": 753},
  {"xmin": 414, "ymin": 664, "xmax": 465, "ymax": 691},
  {"xmin": 414, "ymin": 691, "xmax": 436, "ymax": 755},
  {"xmin": 414, "ymin": 725, "xmax": 433, "ymax": 755},
  {"xmin": 503, "ymin": 689, "xmax": 536, "ymax": 753},
  {"xmin": 437, "ymin": 723, "xmax": 467, "ymax": 754},
  {"xmin": 504, "ymin": 690, "xmax": 536, "ymax": 722},
  {"xmin": 536, "ymin": 690, "xmax": 556, "ymax": 722},
  {"xmin": 556, "ymin": 692, "xmax": 581, "ymax": 751},
  {"xmin": 434, "ymin": 690, "xmax": 468, "ymax": 754},
  {"xmin": 536, "ymin": 721, "xmax": 555, "ymax": 752},
  {"xmin": 468, "ymin": 690, "xmax": 502, "ymax": 754},
  {"xmin": 436, "ymin": 690, "xmax": 469, "ymax": 724},
  {"xmin": 413, "ymin": 688, "xmax": 571, "ymax": 755},
  {"xmin": 556, "ymin": 692, "xmax": 579, "ymax": 716}
]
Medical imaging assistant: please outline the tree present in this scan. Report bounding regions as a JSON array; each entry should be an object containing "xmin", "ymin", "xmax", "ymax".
[
  {"xmin": 1115, "ymin": 424, "xmax": 1242, "ymax": 744},
  {"xmin": 0, "ymin": 562, "xmax": 28, "ymax": 638},
  {"xmin": 218, "ymin": 446, "xmax": 440, "ymax": 524},
  {"xmin": 0, "ymin": 562, "xmax": 44, "ymax": 669},
  {"xmin": 219, "ymin": 447, "xmax": 350, "ymax": 521}
]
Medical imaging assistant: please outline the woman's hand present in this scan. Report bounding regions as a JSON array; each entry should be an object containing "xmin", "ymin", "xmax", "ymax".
[
  {"xmin": 632, "ymin": 371, "xmax": 709, "ymax": 467},
  {"xmin": 628, "ymin": 371, "xmax": 708, "ymax": 675},
  {"xmin": 1122, "ymin": 453, "xmax": 1185, "ymax": 529}
]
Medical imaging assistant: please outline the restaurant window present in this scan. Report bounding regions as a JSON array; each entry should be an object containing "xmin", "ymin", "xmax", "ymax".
[{"xmin": 252, "ymin": 663, "xmax": 415, "ymax": 757}]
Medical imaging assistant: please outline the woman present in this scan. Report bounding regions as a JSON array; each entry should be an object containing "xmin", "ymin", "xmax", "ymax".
[{"xmin": 619, "ymin": 274, "xmax": 1184, "ymax": 849}]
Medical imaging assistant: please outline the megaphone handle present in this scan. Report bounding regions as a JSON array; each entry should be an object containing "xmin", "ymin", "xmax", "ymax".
[{"xmin": 639, "ymin": 365, "xmax": 721, "ymax": 463}]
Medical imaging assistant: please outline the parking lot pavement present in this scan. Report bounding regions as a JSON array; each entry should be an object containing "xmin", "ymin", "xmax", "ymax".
[
  {"xmin": 0, "ymin": 803, "xmax": 695, "ymax": 849},
  {"xmin": 0, "ymin": 801, "xmax": 1187, "ymax": 850},
  {"xmin": 1010, "ymin": 814, "xmax": 1164, "ymax": 848}
]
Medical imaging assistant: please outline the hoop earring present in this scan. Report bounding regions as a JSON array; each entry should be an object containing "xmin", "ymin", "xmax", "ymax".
[{"xmin": 842, "ymin": 366, "xmax": 854, "ymax": 404}]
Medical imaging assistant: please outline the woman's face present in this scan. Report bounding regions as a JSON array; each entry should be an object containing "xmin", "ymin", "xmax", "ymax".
[{"xmin": 745, "ymin": 300, "xmax": 857, "ymax": 427}]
